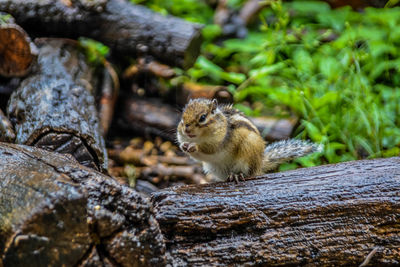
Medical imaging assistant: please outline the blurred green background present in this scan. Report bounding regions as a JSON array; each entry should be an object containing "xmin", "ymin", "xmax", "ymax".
[{"xmin": 130, "ymin": 0, "xmax": 400, "ymax": 170}]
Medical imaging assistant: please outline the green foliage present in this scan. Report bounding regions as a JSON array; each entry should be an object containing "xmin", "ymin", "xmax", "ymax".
[
  {"xmin": 78, "ymin": 37, "xmax": 109, "ymax": 66},
  {"xmin": 130, "ymin": 0, "xmax": 214, "ymax": 23},
  {"xmin": 0, "ymin": 13, "xmax": 12, "ymax": 24},
  {"xmin": 136, "ymin": 0, "xmax": 400, "ymax": 168}
]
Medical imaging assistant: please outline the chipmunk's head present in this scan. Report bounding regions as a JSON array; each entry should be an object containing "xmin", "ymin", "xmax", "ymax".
[{"xmin": 178, "ymin": 98, "xmax": 226, "ymax": 141}]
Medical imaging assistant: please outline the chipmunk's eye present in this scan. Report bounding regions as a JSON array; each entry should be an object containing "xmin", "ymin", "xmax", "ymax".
[{"xmin": 199, "ymin": 114, "xmax": 207, "ymax": 123}]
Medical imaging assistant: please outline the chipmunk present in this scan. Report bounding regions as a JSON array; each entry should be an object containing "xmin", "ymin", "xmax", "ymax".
[{"xmin": 177, "ymin": 98, "xmax": 322, "ymax": 182}]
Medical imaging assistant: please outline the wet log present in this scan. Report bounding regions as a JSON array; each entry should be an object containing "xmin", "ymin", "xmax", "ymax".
[
  {"xmin": 119, "ymin": 98, "xmax": 180, "ymax": 142},
  {"xmin": 152, "ymin": 157, "xmax": 400, "ymax": 266},
  {"xmin": 0, "ymin": 0, "xmax": 203, "ymax": 68},
  {"xmin": 0, "ymin": 108, "xmax": 14, "ymax": 142},
  {"xmin": 7, "ymin": 38, "xmax": 107, "ymax": 171},
  {"xmin": 98, "ymin": 64, "xmax": 119, "ymax": 136},
  {"xmin": 123, "ymin": 57, "xmax": 176, "ymax": 80},
  {"xmin": 0, "ymin": 13, "xmax": 37, "ymax": 77},
  {"xmin": 0, "ymin": 143, "xmax": 90, "ymax": 266},
  {"xmin": 119, "ymin": 97, "xmax": 294, "ymax": 142},
  {"xmin": 0, "ymin": 142, "xmax": 166, "ymax": 266}
]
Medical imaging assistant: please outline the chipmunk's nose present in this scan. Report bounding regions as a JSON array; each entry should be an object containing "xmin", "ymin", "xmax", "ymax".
[{"xmin": 184, "ymin": 127, "xmax": 191, "ymax": 134}]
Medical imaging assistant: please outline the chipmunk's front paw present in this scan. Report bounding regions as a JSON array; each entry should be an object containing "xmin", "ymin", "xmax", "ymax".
[
  {"xmin": 227, "ymin": 173, "xmax": 246, "ymax": 184},
  {"xmin": 180, "ymin": 142, "xmax": 198, "ymax": 153}
]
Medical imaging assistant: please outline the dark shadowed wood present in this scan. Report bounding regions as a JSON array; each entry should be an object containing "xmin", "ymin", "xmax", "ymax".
[
  {"xmin": 7, "ymin": 38, "xmax": 107, "ymax": 171},
  {"xmin": 152, "ymin": 157, "xmax": 400, "ymax": 266},
  {"xmin": 0, "ymin": 0, "xmax": 203, "ymax": 68},
  {"xmin": 324, "ymin": 0, "xmax": 388, "ymax": 9},
  {"xmin": 120, "ymin": 98, "xmax": 180, "ymax": 142},
  {"xmin": 0, "ymin": 142, "xmax": 166, "ymax": 266},
  {"xmin": 251, "ymin": 116, "xmax": 297, "ymax": 141}
]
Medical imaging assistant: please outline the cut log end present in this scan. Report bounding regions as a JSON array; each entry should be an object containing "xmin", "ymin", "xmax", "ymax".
[
  {"xmin": 0, "ymin": 142, "xmax": 166, "ymax": 266},
  {"xmin": 0, "ymin": 21, "xmax": 37, "ymax": 77},
  {"xmin": 182, "ymin": 30, "xmax": 203, "ymax": 69}
]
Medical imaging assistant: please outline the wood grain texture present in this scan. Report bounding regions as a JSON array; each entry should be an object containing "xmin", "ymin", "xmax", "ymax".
[
  {"xmin": 152, "ymin": 157, "xmax": 400, "ymax": 266},
  {"xmin": 0, "ymin": 14, "xmax": 37, "ymax": 77},
  {"xmin": 7, "ymin": 38, "xmax": 107, "ymax": 171},
  {"xmin": 0, "ymin": 142, "xmax": 166, "ymax": 266},
  {"xmin": 0, "ymin": 0, "xmax": 202, "ymax": 68},
  {"xmin": 0, "ymin": 143, "xmax": 90, "ymax": 266}
]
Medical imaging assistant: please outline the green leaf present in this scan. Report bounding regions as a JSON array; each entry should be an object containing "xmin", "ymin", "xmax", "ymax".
[
  {"xmin": 78, "ymin": 38, "xmax": 109, "ymax": 66},
  {"xmin": 385, "ymin": 0, "xmax": 400, "ymax": 7},
  {"xmin": 303, "ymin": 121, "xmax": 323, "ymax": 142},
  {"xmin": 202, "ymin": 24, "xmax": 222, "ymax": 41},
  {"xmin": 220, "ymin": 72, "xmax": 246, "ymax": 84},
  {"xmin": 249, "ymin": 62, "xmax": 286, "ymax": 79}
]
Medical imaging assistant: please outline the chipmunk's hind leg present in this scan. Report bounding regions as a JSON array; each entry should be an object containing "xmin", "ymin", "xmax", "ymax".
[{"xmin": 227, "ymin": 173, "xmax": 246, "ymax": 183}]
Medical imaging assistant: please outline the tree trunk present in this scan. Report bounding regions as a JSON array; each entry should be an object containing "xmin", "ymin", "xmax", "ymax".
[
  {"xmin": 152, "ymin": 157, "xmax": 400, "ymax": 266},
  {"xmin": 0, "ymin": 142, "xmax": 166, "ymax": 266},
  {"xmin": 0, "ymin": 0, "xmax": 203, "ymax": 68},
  {"xmin": 7, "ymin": 38, "xmax": 107, "ymax": 171}
]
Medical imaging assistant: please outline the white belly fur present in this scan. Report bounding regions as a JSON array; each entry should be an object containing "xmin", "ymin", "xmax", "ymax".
[{"xmin": 199, "ymin": 151, "xmax": 250, "ymax": 181}]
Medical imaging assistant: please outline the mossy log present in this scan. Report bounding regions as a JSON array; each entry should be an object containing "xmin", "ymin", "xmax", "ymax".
[
  {"xmin": 7, "ymin": 38, "xmax": 107, "ymax": 171},
  {"xmin": 0, "ymin": 142, "xmax": 166, "ymax": 266},
  {"xmin": 0, "ymin": 0, "xmax": 202, "ymax": 68},
  {"xmin": 152, "ymin": 157, "xmax": 400, "ymax": 266}
]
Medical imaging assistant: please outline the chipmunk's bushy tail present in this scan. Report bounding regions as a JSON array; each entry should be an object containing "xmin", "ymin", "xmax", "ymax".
[{"xmin": 262, "ymin": 139, "xmax": 322, "ymax": 172}]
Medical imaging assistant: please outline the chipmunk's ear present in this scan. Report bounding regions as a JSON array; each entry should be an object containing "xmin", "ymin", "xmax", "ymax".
[{"xmin": 211, "ymin": 99, "xmax": 218, "ymax": 112}]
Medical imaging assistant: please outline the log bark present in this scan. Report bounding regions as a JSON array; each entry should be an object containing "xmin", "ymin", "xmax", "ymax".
[
  {"xmin": 0, "ymin": 0, "xmax": 203, "ymax": 68},
  {"xmin": 123, "ymin": 57, "xmax": 176, "ymax": 79},
  {"xmin": 119, "ymin": 98, "xmax": 180, "ymax": 142},
  {"xmin": 0, "ymin": 142, "xmax": 166, "ymax": 266},
  {"xmin": 152, "ymin": 157, "xmax": 400, "ymax": 266},
  {"xmin": 0, "ymin": 108, "xmax": 14, "ymax": 142},
  {"xmin": 7, "ymin": 38, "xmax": 107, "ymax": 171}
]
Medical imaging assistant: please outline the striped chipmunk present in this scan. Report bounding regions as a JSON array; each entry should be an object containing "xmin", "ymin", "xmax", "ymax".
[{"xmin": 177, "ymin": 98, "xmax": 322, "ymax": 182}]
